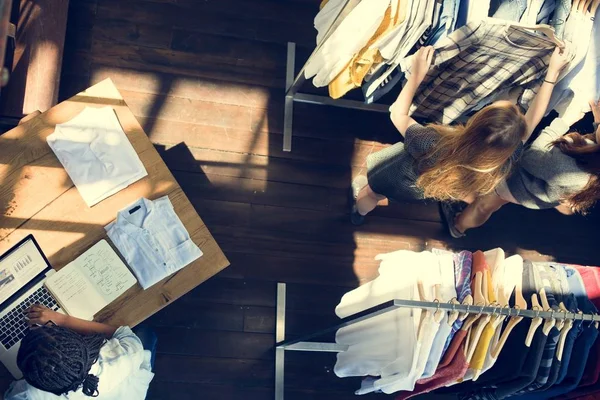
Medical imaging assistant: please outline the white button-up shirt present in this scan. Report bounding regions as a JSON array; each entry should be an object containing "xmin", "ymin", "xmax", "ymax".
[
  {"xmin": 46, "ymin": 107, "xmax": 147, "ymax": 207},
  {"xmin": 4, "ymin": 327, "xmax": 154, "ymax": 400},
  {"xmin": 105, "ymin": 196, "xmax": 203, "ymax": 289}
]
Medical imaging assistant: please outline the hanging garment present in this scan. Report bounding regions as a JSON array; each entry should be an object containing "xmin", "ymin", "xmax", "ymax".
[
  {"xmin": 328, "ymin": 2, "xmax": 400, "ymax": 99},
  {"xmin": 536, "ymin": 0, "xmax": 556, "ymax": 24},
  {"xmin": 46, "ymin": 107, "xmax": 148, "ymax": 207},
  {"xmin": 560, "ymin": 266, "xmax": 600, "ymax": 398},
  {"xmin": 313, "ymin": 0, "xmax": 361, "ymax": 46},
  {"xmin": 421, "ymin": 251, "xmax": 457, "ymax": 378},
  {"xmin": 504, "ymin": 117, "xmax": 592, "ymax": 210},
  {"xmin": 105, "ymin": 196, "xmax": 203, "ymax": 289},
  {"xmin": 490, "ymin": 0, "xmax": 528, "ymax": 22},
  {"xmin": 520, "ymin": 0, "xmax": 546, "ymax": 24},
  {"xmin": 362, "ymin": 0, "xmax": 461, "ymax": 104},
  {"xmin": 512, "ymin": 263, "xmax": 561, "ymax": 395},
  {"xmin": 552, "ymin": 0, "xmax": 571, "ymax": 38},
  {"xmin": 394, "ymin": 336, "xmax": 470, "ymax": 400},
  {"xmin": 305, "ymin": 0, "xmax": 390, "ymax": 88},
  {"xmin": 368, "ymin": 253, "xmax": 446, "ymax": 394},
  {"xmin": 361, "ymin": 0, "xmax": 437, "ymax": 100},
  {"xmin": 400, "ymin": 19, "xmax": 555, "ymax": 123},
  {"xmin": 548, "ymin": 7, "xmax": 599, "ymax": 117},
  {"xmin": 333, "ymin": 250, "xmax": 427, "ymax": 379},
  {"xmin": 442, "ymin": 251, "xmax": 473, "ymax": 357},
  {"xmin": 519, "ymin": 266, "xmax": 598, "ymax": 399},
  {"xmin": 517, "ymin": 264, "xmax": 581, "ymax": 400}
]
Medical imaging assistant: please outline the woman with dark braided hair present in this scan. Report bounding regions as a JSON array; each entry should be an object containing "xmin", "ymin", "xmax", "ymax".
[{"xmin": 4, "ymin": 304, "xmax": 155, "ymax": 399}]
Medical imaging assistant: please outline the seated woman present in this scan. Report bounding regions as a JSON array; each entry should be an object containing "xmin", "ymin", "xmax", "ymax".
[
  {"xmin": 4, "ymin": 304, "xmax": 155, "ymax": 400},
  {"xmin": 351, "ymin": 45, "xmax": 572, "ymax": 226},
  {"xmin": 445, "ymin": 98, "xmax": 600, "ymax": 236}
]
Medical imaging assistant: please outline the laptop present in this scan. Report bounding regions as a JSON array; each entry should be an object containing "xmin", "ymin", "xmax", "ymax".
[{"xmin": 0, "ymin": 234, "xmax": 62, "ymax": 378}]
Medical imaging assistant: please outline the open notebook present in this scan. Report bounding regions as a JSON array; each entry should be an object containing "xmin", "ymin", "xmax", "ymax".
[{"xmin": 45, "ymin": 240, "xmax": 137, "ymax": 320}]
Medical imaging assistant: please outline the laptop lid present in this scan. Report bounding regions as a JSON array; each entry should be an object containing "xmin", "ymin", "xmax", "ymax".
[{"xmin": 0, "ymin": 234, "xmax": 52, "ymax": 312}]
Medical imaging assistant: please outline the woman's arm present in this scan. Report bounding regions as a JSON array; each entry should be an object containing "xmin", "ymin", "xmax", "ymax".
[
  {"xmin": 26, "ymin": 304, "xmax": 117, "ymax": 338},
  {"xmin": 390, "ymin": 46, "xmax": 434, "ymax": 136},
  {"xmin": 523, "ymin": 46, "xmax": 573, "ymax": 142}
]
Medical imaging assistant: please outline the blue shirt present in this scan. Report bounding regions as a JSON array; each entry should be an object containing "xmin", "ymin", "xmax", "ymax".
[{"xmin": 4, "ymin": 327, "xmax": 154, "ymax": 400}]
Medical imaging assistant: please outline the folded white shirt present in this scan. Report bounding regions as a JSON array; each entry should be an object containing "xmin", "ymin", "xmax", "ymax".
[
  {"xmin": 47, "ymin": 106, "xmax": 147, "ymax": 207},
  {"xmin": 105, "ymin": 196, "xmax": 203, "ymax": 289}
]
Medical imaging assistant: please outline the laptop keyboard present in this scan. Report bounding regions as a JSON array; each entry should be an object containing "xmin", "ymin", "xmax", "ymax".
[{"xmin": 0, "ymin": 286, "xmax": 59, "ymax": 349}]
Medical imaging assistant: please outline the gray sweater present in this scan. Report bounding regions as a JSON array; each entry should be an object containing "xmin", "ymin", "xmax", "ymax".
[{"xmin": 506, "ymin": 118, "xmax": 591, "ymax": 209}]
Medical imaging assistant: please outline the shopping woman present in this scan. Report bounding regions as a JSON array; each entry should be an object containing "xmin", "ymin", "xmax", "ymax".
[
  {"xmin": 445, "ymin": 98, "xmax": 600, "ymax": 236},
  {"xmin": 351, "ymin": 45, "xmax": 572, "ymax": 226}
]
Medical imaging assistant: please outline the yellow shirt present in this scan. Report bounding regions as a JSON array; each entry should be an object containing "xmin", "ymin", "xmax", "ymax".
[
  {"xmin": 469, "ymin": 270, "xmax": 498, "ymax": 370},
  {"xmin": 328, "ymin": 0, "xmax": 408, "ymax": 99}
]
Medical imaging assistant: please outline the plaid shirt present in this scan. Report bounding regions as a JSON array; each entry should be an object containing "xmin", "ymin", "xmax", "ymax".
[{"xmin": 401, "ymin": 19, "xmax": 555, "ymax": 123}]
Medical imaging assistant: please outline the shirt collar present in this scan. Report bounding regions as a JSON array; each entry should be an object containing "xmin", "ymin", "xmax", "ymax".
[{"xmin": 116, "ymin": 198, "xmax": 154, "ymax": 235}]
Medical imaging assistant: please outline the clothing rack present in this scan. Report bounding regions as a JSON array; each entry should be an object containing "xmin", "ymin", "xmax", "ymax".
[
  {"xmin": 283, "ymin": 0, "xmax": 389, "ymax": 152},
  {"xmin": 274, "ymin": 282, "xmax": 600, "ymax": 400}
]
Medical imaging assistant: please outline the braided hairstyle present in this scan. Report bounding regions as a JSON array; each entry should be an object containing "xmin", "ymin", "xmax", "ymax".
[{"xmin": 17, "ymin": 325, "xmax": 106, "ymax": 397}]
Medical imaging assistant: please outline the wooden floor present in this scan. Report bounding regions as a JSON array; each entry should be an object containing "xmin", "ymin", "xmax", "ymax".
[{"xmin": 2, "ymin": 0, "xmax": 599, "ymax": 398}]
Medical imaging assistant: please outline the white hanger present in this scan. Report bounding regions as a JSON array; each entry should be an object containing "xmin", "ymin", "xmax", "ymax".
[
  {"xmin": 525, "ymin": 293, "xmax": 544, "ymax": 346},
  {"xmin": 485, "ymin": 17, "xmax": 565, "ymax": 48},
  {"xmin": 465, "ymin": 269, "xmax": 491, "ymax": 363},
  {"xmin": 555, "ymin": 304, "xmax": 573, "ymax": 361},
  {"xmin": 539, "ymin": 287, "xmax": 557, "ymax": 335},
  {"xmin": 491, "ymin": 259, "xmax": 526, "ymax": 358}
]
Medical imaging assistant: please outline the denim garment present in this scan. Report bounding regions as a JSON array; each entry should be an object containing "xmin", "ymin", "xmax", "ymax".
[
  {"xmin": 106, "ymin": 196, "xmax": 203, "ymax": 289},
  {"xmin": 552, "ymin": 0, "xmax": 571, "ymax": 38},
  {"xmin": 536, "ymin": 0, "xmax": 556, "ymax": 24},
  {"xmin": 491, "ymin": 0, "xmax": 528, "ymax": 21},
  {"xmin": 4, "ymin": 327, "xmax": 154, "ymax": 400}
]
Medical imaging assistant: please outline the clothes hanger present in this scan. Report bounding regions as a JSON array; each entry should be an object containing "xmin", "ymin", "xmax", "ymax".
[
  {"xmin": 466, "ymin": 269, "xmax": 491, "ymax": 363},
  {"xmin": 485, "ymin": 17, "xmax": 565, "ymax": 48},
  {"xmin": 556, "ymin": 306, "xmax": 573, "ymax": 361},
  {"xmin": 448, "ymin": 298, "xmax": 461, "ymax": 326},
  {"xmin": 433, "ymin": 284, "xmax": 446, "ymax": 323},
  {"xmin": 538, "ymin": 287, "xmax": 556, "ymax": 335},
  {"xmin": 525, "ymin": 293, "xmax": 544, "ymax": 346},
  {"xmin": 491, "ymin": 257, "xmax": 526, "ymax": 358}
]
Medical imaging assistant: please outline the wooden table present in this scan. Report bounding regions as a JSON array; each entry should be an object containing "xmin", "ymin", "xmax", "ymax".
[{"xmin": 0, "ymin": 78, "xmax": 230, "ymax": 328}]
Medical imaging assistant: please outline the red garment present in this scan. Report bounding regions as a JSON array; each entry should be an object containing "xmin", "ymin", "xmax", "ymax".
[
  {"xmin": 439, "ymin": 329, "xmax": 469, "ymax": 368},
  {"xmin": 394, "ymin": 330, "xmax": 469, "ymax": 400}
]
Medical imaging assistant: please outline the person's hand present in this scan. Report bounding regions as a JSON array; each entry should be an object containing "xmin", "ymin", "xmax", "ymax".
[
  {"xmin": 547, "ymin": 45, "xmax": 574, "ymax": 81},
  {"xmin": 409, "ymin": 46, "xmax": 434, "ymax": 84},
  {"xmin": 590, "ymin": 98, "xmax": 600, "ymax": 123},
  {"xmin": 25, "ymin": 304, "xmax": 66, "ymax": 326}
]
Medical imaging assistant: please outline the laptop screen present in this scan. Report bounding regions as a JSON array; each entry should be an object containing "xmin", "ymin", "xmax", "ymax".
[{"xmin": 0, "ymin": 238, "xmax": 49, "ymax": 305}]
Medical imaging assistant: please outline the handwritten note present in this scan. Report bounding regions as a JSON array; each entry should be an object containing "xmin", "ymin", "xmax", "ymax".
[{"xmin": 45, "ymin": 240, "xmax": 137, "ymax": 320}]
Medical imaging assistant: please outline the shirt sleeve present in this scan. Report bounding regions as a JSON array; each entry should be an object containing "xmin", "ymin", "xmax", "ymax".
[
  {"xmin": 404, "ymin": 123, "xmax": 440, "ymax": 159},
  {"xmin": 530, "ymin": 118, "xmax": 570, "ymax": 150},
  {"xmin": 4, "ymin": 380, "xmax": 31, "ymax": 400}
]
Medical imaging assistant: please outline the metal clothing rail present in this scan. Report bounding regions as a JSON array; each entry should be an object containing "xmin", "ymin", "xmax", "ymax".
[
  {"xmin": 273, "ymin": 282, "xmax": 600, "ymax": 400},
  {"xmin": 283, "ymin": 0, "xmax": 390, "ymax": 152}
]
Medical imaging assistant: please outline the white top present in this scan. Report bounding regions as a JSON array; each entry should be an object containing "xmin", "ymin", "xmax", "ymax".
[
  {"xmin": 4, "ymin": 327, "xmax": 154, "ymax": 400},
  {"xmin": 46, "ymin": 107, "xmax": 147, "ymax": 207},
  {"xmin": 305, "ymin": 0, "xmax": 391, "ymax": 87},
  {"xmin": 105, "ymin": 196, "xmax": 203, "ymax": 289},
  {"xmin": 335, "ymin": 250, "xmax": 447, "ymax": 394},
  {"xmin": 334, "ymin": 250, "xmax": 425, "ymax": 379}
]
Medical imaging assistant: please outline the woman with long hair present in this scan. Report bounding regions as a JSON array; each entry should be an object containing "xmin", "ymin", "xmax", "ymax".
[
  {"xmin": 4, "ymin": 305, "xmax": 156, "ymax": 399},
  {"xmin": 444, "ymin": 98, "xmax": 600, "ymax": 236},
  {"xmin": 351, "ymin": 45, "xmax": 572, "ymax": 225}
]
